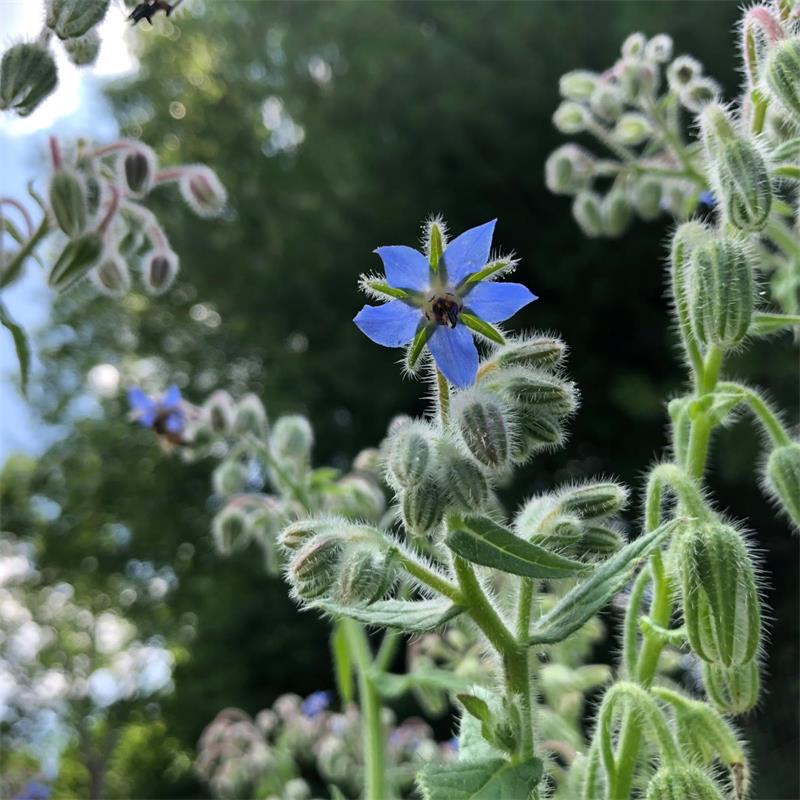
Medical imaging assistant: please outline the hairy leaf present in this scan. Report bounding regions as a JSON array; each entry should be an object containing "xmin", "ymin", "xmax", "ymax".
[
  {"xmin": 314, "ymin": 598, "xmax": 463, "ymax": 632},
  {"xmin": 418, "ymin": 757, "xmax": 543, "ymax": 800}
]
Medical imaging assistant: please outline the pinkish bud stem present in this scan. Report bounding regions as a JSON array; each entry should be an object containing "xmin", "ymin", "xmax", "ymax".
[
  {"xmin": 49, "ymin": 136, "xmax": 62, "ymax": 171},
  {"xmin": 97, "ymin": 184, "xmax": 120, "ymax": 235},
  {"xmin": 154, "ymin": 168, "xmax": 186, "ymax": 184}
]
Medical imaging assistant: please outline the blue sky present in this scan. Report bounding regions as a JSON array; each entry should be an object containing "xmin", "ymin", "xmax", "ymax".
[{"xmin": 1, "ymin": 2, "xmax": 136, "ymax": 463}]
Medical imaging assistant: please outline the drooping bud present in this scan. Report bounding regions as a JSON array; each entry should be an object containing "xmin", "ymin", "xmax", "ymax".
[
  {"xmin": 589, "ymin": 83, "xmax": 624, "ymax": 123},
  {"xmin": 270, "ymin": 415, "xmax": 314, "ymax": 482},
  {"xmin": 572, "ymin": 191, "xmax": 604, "ymax": 238},
  {"xmin": 46, "ymin": 0, "xmax": 110, "ymax": 39},
  {"xmin": 279, "ymin": 519, "xmax": 327, "ymax": 553},
  {"xmin": 558, "ymin": 70, "xmax": 599, "ymax": 102},
  {"xmin": 92, "ymin": 255, "xmax": 130, "ymax": 297},
  {"xmin": 488, "ymin": 368, "xmax": 578, "ymax": 417},
  {"xmin": 440, "ymin": 446, "xmax": 489, "ymax": 510},
  {"xmin": 401, "ymin": 478, "xmax": 448, "ymax": 537},
  {"xmin": 644, "ymin": 766, "xmax": 725, "ymax": 800},
  {"xmin": 613, "ymin": 112, "xmax": 652, "ymax": 146},
  {"xmin": 233, "ymin": 393, "xmax": 269, "ymax": 438},
  {"xmin": 765, "ymin": 37, "xmax": 800, "ymax": 122},
  {"xmin": 204, "ymin": 390, "xmax": 236, "ymax": 434},
  {"xmin": 764, "ymin": 443, "xmax": 800, "ymax": 531},
  {"xmin": 142, "ymin": 249, "xmax": 179, "ymax": 295},
  {"xmin": 632, "ymin": 178, "xmax": 663, "ymax": 221},
  {"xmin": 386, "ymin": 421, "xmax": 432, "ymax": 488},
  {"xmin": 702, "ymin": 659, "xmax": 760, "ymax": 715},
  {"xmin": 336, "ymin": 547, "xmax": 394, "ymax": 606},
  {"xmin": 288, "ymin": 533, "xmax": 343, "ymax": 601},
  {"xmin": 621, "ymin": 32, "xmax": 647, "ymax": 58},
  {"xmin": 49, "ymin": 169, "xmax": 88, "ymax": 237},
  {"xmin": 552, "ymin": 101, "xmax": 591, "ymax": 134},
  {"xmin": 452, "ymin": 389, "xmax": 512, "ymax": 471},
  {"xmin": 667, "ymin": 55, "xmax": 701, "ymax": 91},
  {"xmin": 544, "ymin": 144, "xmax": 594, "ymax": 196},
  {"xmin": 512, "ymin": 413, "xmax": 564, "ymax": 462},
  {"xmin": 48, "ymin": 233, "xmax": 103, "ymax": 292},
  {"xmin": 488, "ymin": 336, "xmax": 566, "ymax": 374},
  {"xmin": 688, "ymin": 236, "xmax": 754, "ymax": 350},
  {"xmin": 212, "ymin": 504, "xmax": 251, "ymax": 555},
  {"xmin": 120, "ymin": 143, "xmax": 156, "ymax": 197},
  {"xmin": 602, "ymin": 189, "xmax": 633, "ymax": 237},
  {"xmin": 556, "ymin": 481, "xmax": 628, "ymax": 520},
  {"xmin": 0, "ymin": 43, "xmax": 58, "ymax": 117},
  {"xmin": 353, "ymin": 447, "xmax": 382, "ymax": 479},
  {"xmin": 326, "ymin": 476, "xmax": 385, "ymax": 522},
  {"xmin": 63, "ymin": 30, "xmax": 100, "ymax": 66},
  {"xmin": 678, "ymin": 521, "xmax": 761, "ymax": 667},
  {"xmin": 212, "ymin": 459, "xmax": 249, "ymax": 496},
  {"xmin": 680, "ymin": 77, "xmax": 721, "ymax": 113},
  {"xmin": 715, "ymin": 139, "xmax": 772, "ymax": 231},
  {"xmin": 645, "ymin": 34, "xmax": 673, "ymax": 64},
  {"xmin": 179, "ymin": 166, "xmax": 227, "ymax": 218}
]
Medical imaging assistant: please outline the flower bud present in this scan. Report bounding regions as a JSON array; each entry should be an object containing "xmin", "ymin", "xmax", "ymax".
[
  {"xmin": 544, "ymin": 144, "xmax": 594, "ymax": 196},
  {"xmin": 680, "ymin": 77, "xmax": 720, "ymax": 114},
  {"xmin": 233, "ymin": 393, "xmax": 268, "ymax": 438},
  {"xmin": 556, "ymin": 481, "xmax": 628, "ymax": 520},
  {"xmin": 336, "ymin": 547, "xmax": 393, "ymax": 606},
  {"xmin": 212, "ymin": 504, "xmax": 251, "ymax": 555},
  {"xmin": 667, "ymin": 55, "xmax": 701, "ymax": 91},
  {"xmin": 142, "ymin": 249, "xmax": 179, "ymax": 295},
  {"xmin": 270, "ymin": 415, "xmax": 313, "ymax": 486},
  {"xmin": 619, "ymin": 60, "xmax": 659, "ymax": 102},
  {"xmin": 212, "ymin": 460, "xmax": 249, "ymax": 496},
  {"xmin": 386, "ymin": 422, "xmax": 432, "ymax": 488},
  {"xmin": 46, "ymin": 0, "xmax": 110, "ymax": 39},
  {"xmin": 622, "ymin": 32, "xmax": 647, "ymax": 58},
  {"xmin": 49, "ymin": 169, "xmax": 88, "ymax": 237},
  {"xmin": 401, "ymin": 479, "xmax": 448, "ymax": 536},
  {"xmin": 92, "ymin": 255, "xmax": 130, "ymax": 297},
  {"xmin": 590, "ymin": 84, "xmax": 624, "ymax": 122},
  {"xmin": 764, "ymin": 443, "xmax": 800, "ymax": 531},
  {"xmin": 678, "ymin": 521, "xmax": 761, "ymax": 667},
  {"xmin": 288, "ymin": 534, "xmax": 343, "ymax": 600},
  {"xmin": 646, "ymin": 34, "xmax": 673, "ymax": 64},
  {"xmin": 765, "ymin": 37, "xmax": 800, "ymax": 122},
  {"xmin": 572, "ymin": 191, "xmax": 604, "ymax": 238},
  {"xmin": 279, "ymin": 519, "xmax": 326, "ymax": 552},
  {"xmin": 553, "ymin": 101, "xmax": 590, "ymax": 134},
  {"xmin": 632, "ymin": 178, "xmax": 662, "ymax": 221},
  {"xmin": 204, "ymin": 390, "xmax": 236, "ymax": 434},
  {"xmin": 513, "ymin": 412, "xmax": 564, "ymax": 461},
  {"xmin": 63, "ymin": 29, "xmax": 100, "ymax": 66},
  {"xmin": 441, "ymin": 447, "xmax": 489, "ymax": 510},
  {"xmin": 48, "ymin": 233, "xmax": 103, "ymax": 292},
  {"xmin": 702, "ymin": 659, "xmax": 760, "ymax": 715},
  {"xmin": 715, "ymin": 139, "xmax": 772, "ymax": 232},
  {"xmin": 452, "ymin": 389, "xmax": 511, "ymax": 471},
  {"xmin": 613, "ymin": 112, "xmax": 652, "ymax": 146},
  {"xmin": 558, "ymin": 70, "xmax": 599, "ymax": 102},
  {"xmin": 581, "ymin": 524, "xmax": 625, "ymax": 556},
  {"xmin": 644, "ymin": 766, "xmax": 725, "ymax": 800},
  {"xmin": 489, "ymin": 336, "xmax": 566, "ymax": 372},
  {"xmin": 0, "ymin": 43, "xmax": 58, "ymax": 117},
  {"xmin": 489, "ymin": 368, "xmax": 577, "ymax": 417},
  {"xmin": 688, "ymin": 236, "xmax": 754, "ymax": 350},
  {"xmin": 353, "ymin": 447, "xmax": 382, "ymax": 479},
  {"xmin": 120, "ymin": 143, "xmax": 156, "ymax": 197},
  {"xmin": 179, "ymin": 166, "xmax": 227, "ymax": 218},
  {"xmin": 327, "ymin": 475, "xmax": 385, "ymax": 521},
  {"xmin": 602, "ymin": 189, "xmax": 633, "ymax": 237}
]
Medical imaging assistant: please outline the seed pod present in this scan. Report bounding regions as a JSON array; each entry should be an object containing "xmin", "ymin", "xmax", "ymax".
[
  {"xmin": 142, "ymin": 249, "xmax": 179, "ymax": 295},
  {"xmin": 212, "ymin": 504, "xmax": 251, "ymax": 556},
  {"xmin": 667, "ymin": 55, "xmax": 701, "ymax": 91},
  {"xmin": 401, "ymin": 479, "xmax": 448, "ymax": 536},
  {"xmin": 714, "ymin": 139, "xmax": 772, "ymax": 232},
  {"xmin": 48, "ymin": 233, "xmax": 103, "ymax": 292},
  {"xmin": 179, "ymin": 166, "xmax": 227, "ymax": 218},
  {"xmin": 63, "ymin": 29, "xmax": 100, "ymax": 66},
  {"xmin": 204, "ymin": 390, "xmax": 236, "ymax": 434},
  {"xmin": 120, "ymin": 144, "xmax": 156, "ymax": 197},
  {"xmin": 544, "ymin": 144, "xmax": 594, "ymax": 196},
  {"xmin": 602, "ymin": 189, "xmax": 633, "ymax": 237},
  {"xmin": 764, "ymin": 442, "xmax": 800, "ymax": 531},
  {"xmin": 441, "ymin": 447, "xmax": 489, "ymax": 510},
  {"xmin": 453, "ymin": 389, "xmax": 511, "ymax": 471},
  {"xmin": 386, "ymin": 422, "xmax": 432, "ymax": 488},
  {"xmin": 49, "ymin": 169, "xmax": 87, "ymax": 237},
  {"xmin": 288, "ymin": 534, "xmax": 343, "ymax": 600},
  {"xmin": 557, "ymin": 481, "xmax": 628, "ymax": 520},
  {"xmin": 46, "ymin": 0, "xmax": 110, "ymax": 39},
  {"xmin": 678, "ymin": 521, "xmax": 761, "ymax": 667},
  {"xmin": 765, "ymin": 37, "xmax": 800, "ymax": 122},
  {"xmin": 233, "ymin": 393, "xmax": 269, "ymax": 438},
  {"xmin": 644, "ymin": 766, "xmax": 725, "ymax": 800},
  {"xmin": 632, "ymin": 178, "xmax": 662, "ymax": 221},
  {"xmin": 92, "ymin": 255, "xmax": 130, "ymax": 297},
  {"xmin": 572, "ymin": 191, "xmax": 604, "ymax": 238},
  {"xmin": 212, "ymin": 460, "xmax": 249, "ymax": 496},
  {"xmin": 590, "ymin": 83, "xmax": 624, "ymax": 123},
  {"xmin": 702, "ymin": 659, "xmax": 760, "ymax": 715},
  {"xmin": 552, "ymin": 101, "xmax": 590, "ymax": 134},
  {"xmin": 558, "ymin": 70, "xmax": 599, "ymax": 102},
  {"xmin": 489, "ymin": 368, "xmax": 577, "ymax": 417},
  {"xmin": 0, "ymin": 43, "xmax": 58, "ymax": 117},
  {"xmin": 688, "ymin": 236, "xmax": 754, "ymax": 350},
  {"xmin": 490, "ymin": 336, "xmax": 566, "ymax": 372},
  {"xmin": 336, "ymin": 547, "xmax": 393, "ymax": 606},
  {"xmin": 613, "ymin": 112, "xmax": 652, "ymax": 146}
]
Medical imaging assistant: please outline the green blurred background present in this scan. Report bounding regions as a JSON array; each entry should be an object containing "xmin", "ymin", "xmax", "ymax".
[{"xmin": 3, "ymin": 1, "xmax": 797, "ymax": 797}]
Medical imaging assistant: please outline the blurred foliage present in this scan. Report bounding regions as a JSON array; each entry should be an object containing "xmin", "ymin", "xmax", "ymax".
[{"xmin": 2, "ymin": 1, "xmax": 797, "ymax": 797}]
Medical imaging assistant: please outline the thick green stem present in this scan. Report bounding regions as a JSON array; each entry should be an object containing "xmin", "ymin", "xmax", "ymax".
[
  {"xmin": 343, "ymin": 619, "xmax": 387, "ymax": 800},
  {"xmin": 1, "ymin": 216, "xmax": 50, "ymax": 290},
  {"xmin": 718, "ymin": 381, "xmax": 792, "ymax": 446},
  {"xmin": 395, "ymin": 550, "xmax": 463, "ymax": 603},
  {"xmin": 514, "ymin": 579, "xmax": 536, "ymax": 760}
]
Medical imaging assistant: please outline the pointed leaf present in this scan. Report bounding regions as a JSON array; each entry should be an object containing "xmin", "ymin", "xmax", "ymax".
[
  {"xmin": 527, "ymin": 519, "xmax": 679, "ymax": 645},
  {"xmin": 314, "ymin": 598, "xmax": 463, "ymax": 632},
  {"xmin": 749, "ymin": 311, "xmax": 800, "ymax": 335},
  {"xmin": 406, "ymin": 322, "xmax": 435, "ymax": 372},
  {"xmin": 460, "ymin": 312, "xmax": 506, "ymax": 345},
  {"xmin": 447, "ymin": 515, "xmax": 589, "ymax": 579},
  {"xmin": 0, "ymin": 300, "xmax": 30, "ymax": 396},
  {"xmin": 330, "ymin": 622, "xmax": 353, "ymax": 704},
  {"xmin": 457, "ymin": 693, "xmax": 492, "ymax": 724},
  {"xmin": 418, "ymin": 757, "xmax": 543, "ymax": 800},
  {"xmin": 371, "ymin": 668, "xmax": 475, "ymax": 699}
]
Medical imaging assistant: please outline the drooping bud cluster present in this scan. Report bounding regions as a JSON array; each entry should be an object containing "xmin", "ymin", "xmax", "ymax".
[
  {"xmin": 644, "ymin": 765, "xmax": 725, "ymax": 800},
  {"xmin": 763, "ymin": 442, "xmax": 800, "ymax": 531}
]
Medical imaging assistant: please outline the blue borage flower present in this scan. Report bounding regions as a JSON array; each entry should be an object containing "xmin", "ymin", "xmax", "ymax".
[
  {"xmin": 354, "ymin": 219, "xmax": 537, "ymax": 388},
  {"xmin": 128, "ymin": 384, "xmax": 185, "ymax": 437},
  {"xmin": 301, "ymin": 690, "xmax": 331, "ymax": 718}
]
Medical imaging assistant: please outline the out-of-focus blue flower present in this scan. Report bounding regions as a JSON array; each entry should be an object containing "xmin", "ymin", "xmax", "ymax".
[
  {"xmin": 699, "ymin": 190, "xmax": 715, "ymax": 208},
  {"xmin": 354, "ymin": 220, "xmax": 537, "ymax": 388},
  {"xmin": 14, "ymin": 781, "xmax": 51, "ymax": 800},
  {"xmin": 301, "ymin": 690, "xmax": 331, "ymax": 718},
  {"xmin": 128, "ymin": 385, "xmax": 184, "ymax": 435}
]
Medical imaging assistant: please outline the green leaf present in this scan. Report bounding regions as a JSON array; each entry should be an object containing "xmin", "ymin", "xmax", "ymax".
[
  {"xmin": 406, "ymin": 323, "xmax": 434, "ymax": 372},
  {"xmin": 460, "ymin": 312, "xmax": 505, "ymax": 345},
  {"xmin": 0, "ymin": 300, "xmax": 31, "ymax": 396},
  {"xmin": 457, "ymin": 693, "xmax": 492, "ymax": 724},
  {"xmin": 330, "ymin": 621, "xmax": 353, "ymax": 704},
  {"xmin": 418, "ymin": 757, "xmax": 543, "ymax": 800},
  {"xmin": 749, "ymin": 311, "xmax": 800, "ymax": 335},
  {"xmin": 447, "ymin": 515, "xmax": 589, "ymax": 579},
  {"xmin": 527, "ymin": 519, "xmax": 679, "ymax": 645},
  {"xmin": 371, "ymin": 668, "xmax": 474, "ymax": 699},
  {"xmin": 314, "ymin": 598, "xmax": 463, "ymax": 632}
]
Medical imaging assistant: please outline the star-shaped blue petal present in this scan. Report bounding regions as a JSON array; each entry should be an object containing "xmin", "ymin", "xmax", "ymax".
[
  {"xmin": 353, "ymin": 300, "xmax": 421, "ymax": 347},
  {"xmin": 443, "ymin": 219, "xmax": 496, "ymax": 284},
  {"xmin": 374, "ymin": 246, "xmax": 430, "ymax": 292},
  {"xmin": 464, "ymin": 282, "xmax": 537, "ymax": 323}
]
